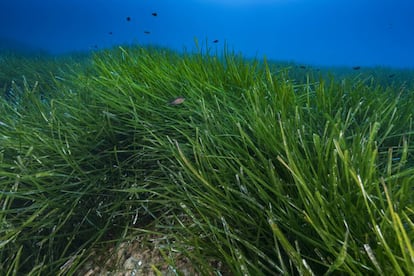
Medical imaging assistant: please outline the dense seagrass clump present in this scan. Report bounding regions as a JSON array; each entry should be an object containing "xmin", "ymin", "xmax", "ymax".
[{"xmin": 0, "ymin": 46, "xmax": 413, "ymax": 274}]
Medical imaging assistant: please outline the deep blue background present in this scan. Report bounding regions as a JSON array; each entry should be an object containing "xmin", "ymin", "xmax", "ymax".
[{"xmin": 1, "ymin": 0, "xmax": 413, "ymax": 68}]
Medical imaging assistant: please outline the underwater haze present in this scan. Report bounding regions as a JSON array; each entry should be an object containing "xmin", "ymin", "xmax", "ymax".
[{"xmin": 1, "ymin": 0, "xmax": 414, "ymax": 68}]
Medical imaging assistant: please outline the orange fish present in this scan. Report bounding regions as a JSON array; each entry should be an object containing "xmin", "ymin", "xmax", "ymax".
[{"xmin": 169, "ymin": 97, "xmax": 185, "ymax": 105}]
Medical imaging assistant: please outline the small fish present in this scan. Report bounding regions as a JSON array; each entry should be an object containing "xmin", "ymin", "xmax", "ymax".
[
  {"xmin": 352, "ymin": 66, "xmax": 361, "ymax": 70},
  {"xmin": 169, "ymin": 97, "xmax": 185, "ymax": 105},
  {"xmin": 299, "ymin": 65, "xmax": 306, "ymax": 69},
  {"xmin": 152, "ymin": 12, "xmax": 158, "ymax": 16},
  {"xmin": 388, "ymin": 74, "xmax": 395, "ymax": 78},
  {"xmin": 144, "ymin": 31, "xmax": 151, "ymax": 34},
  {"xmin": 126, "ymin": 16, "xmax": 131, "ymax": 22},
  {"xmin": 213, "ymin": 39, "xmax": 219, "ymax": 43},
  {"xmin": 108, "ymin": 31, "xmax": 113, "ymax": 35}
]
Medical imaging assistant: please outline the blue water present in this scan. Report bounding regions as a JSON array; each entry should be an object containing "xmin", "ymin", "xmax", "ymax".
[{"xmin": 1, "ymin": 0, "xmax": 413, "ymax": 68}]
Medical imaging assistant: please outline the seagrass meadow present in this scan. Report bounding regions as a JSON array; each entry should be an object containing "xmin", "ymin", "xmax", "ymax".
[{"xmin": 0, "ymin": 45, "xmax": 413, "ymax": 275}]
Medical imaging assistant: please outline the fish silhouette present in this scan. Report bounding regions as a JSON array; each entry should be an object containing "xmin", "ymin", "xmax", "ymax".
[
  {"xmin": 352, "ymin": 66, "xmax": 361, "ymax": 70},
  {"xmin": 169, "ymin": 97, "xmax": 185, "ymax": 105},
  {"xmin": 213, "ymin": 39, "xmax": 219, "ymax": 43},
  {"xmin": 152, "ymin": 12, "xmax": 158, "ymax": 16},
  {"xmin": 126, "ymin": 16, "xmax": 131, "ymax": 22}
]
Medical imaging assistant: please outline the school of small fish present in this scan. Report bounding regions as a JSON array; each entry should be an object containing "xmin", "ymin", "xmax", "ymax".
[{"xmin": 102, "ymin": 11, "xmax": 219, "ymax": 49}]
